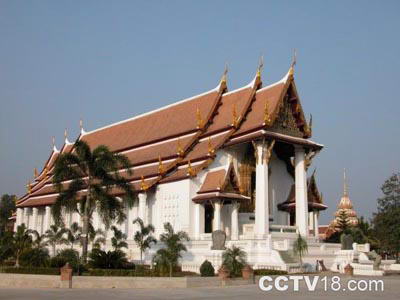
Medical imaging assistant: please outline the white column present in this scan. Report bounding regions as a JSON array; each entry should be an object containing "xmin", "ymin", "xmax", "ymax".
[
  {"xmin": 194, "ymin": 203, "xmax": 201, "ymax": 240},
  {"xmin": 32, "ymin": 207, "xmax": 38, "ymax": 232},
  {"xmin": 213, "ymin": 200, "xmax": 222, "ymax": 231},
  {"xmin": 295, "ymin": 146, "xmax": 309, "ymax": 237},
  {"xmin": 43, "ymin": 206, "xmax": 51, "ymax": 233},
  {"xmin": 231, "ymin": 201, "xmax": 239, "ymax": 240},
  {"xmin": 138, "ymin": 193, "xmax": 147, "ymax": 224},
  {"xmin": 255, "ymin": 142, "xmax": 270, "ymax": 237},
  {"xmin": 23, "ymin": 207, "xmax": 30, "ymax": 228},
  {"xmin": 314, "ymin": 211, "xmax": 319, "ymax": 238},
  {"xmin": 16, "ymin": 208, "xmax": 23, "ymax": 226}
]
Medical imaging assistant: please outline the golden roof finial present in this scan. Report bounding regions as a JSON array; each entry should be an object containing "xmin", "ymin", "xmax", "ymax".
[
  {"xmin": 158, "ymin": 155, "xmax": 165, "ymax": 175},
  {"xmin": 177, "ymin": 138, "xmax": 184, "ymax": 157},
  {"xmin": 34, "ymin": 168, "xmax": 38, "ymax": 178},
  {"xmin": 257, "ymin": 55, "xmax": 264, "ymax": 78},
  {"xmin": 232, "ymin": 104, "xmax": 239, "ymax": 128},
  {"xmin": 196, "ymin": 107, "xmax": 204, "ymax": 129},
  {"xmin": 207, "ymin": 137, "xmax": 215, "ymax": 156},
  {"xmin": 64, "ymin": 128, "xmax": 68, "ymax": 140},
  {"xmin": 187, "ymin": 160, "xmax": 196, "ymax": 177},
  {"xmin": 263, "ymin": 102, "xmax": 272, "ymax": 126},
  {"xmin": 221, "ymin": 63, "xmax": 228, "ymax": 85},
  {"xmin": 140, "ymin": 175, "xmax": 149, "ymax": 191},
  {"xmin": 26, "ymin": 181, "xmax": 32, "ymax": 194},
  {"xmin": 288, "ymin": 49, "xmax": 297, "ymax": 76},
  {"xmin": 343, "ymin": 168, "xmax": 348, "ymax": 197}
]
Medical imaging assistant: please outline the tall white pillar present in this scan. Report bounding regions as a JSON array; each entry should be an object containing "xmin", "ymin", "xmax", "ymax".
[
  {"xmin": 194, "ymin": 203, "xmax": 201, "ymax": 240},
  {"xmin": 231, "ymin": 201, "xmax": 239, "ymax": 240},
  {"xmin": 23, "ymin": 207, "xmax": 30, "ymax": 228},
  {"xmin": 16, "ymin": 208, "xmax": 23, "ymax": 226},
  {"xmin": 314, "ymin": 211, "xmax": 319, "ymax": 239},
  {"xmin": 138, "ymin": 193, "xmax": 147, "ymax": 224},
  {"xmin": 255, "ymin": 142, "xmax": 270, "ymax": 238},
  {"xmin": 32, "ymin": 207, "xmax": 38, "ymax": 232},
  {"xmin": 295, "ymin": 146, "xmax": 309, "ymax": 237},
  {"xmin": 43, "ymin": 206, "xmax": 51, "ymax": 233},
  {"xmin": 213, "ymin": 200, "xmax": 222, "ymax": 231}
]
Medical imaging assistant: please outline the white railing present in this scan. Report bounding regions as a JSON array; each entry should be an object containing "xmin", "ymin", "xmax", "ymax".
[{"xmin": 270, "ymin": 225, "xmax": 298, "ymax": 233}]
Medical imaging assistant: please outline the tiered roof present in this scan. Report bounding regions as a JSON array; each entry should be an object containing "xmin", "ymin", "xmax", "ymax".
[{"xmin": 18, "ymin": 64, "xmax": 322, "ymax": 208}]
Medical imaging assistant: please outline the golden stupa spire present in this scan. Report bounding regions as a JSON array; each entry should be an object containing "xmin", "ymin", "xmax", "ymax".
[
  {"xmin": 343, "ymin": 168, "xmax": 348, "ymax": 197},
  {"xmin": 288, "ymin": 49, "xmax": 297, "ymax": 76}
]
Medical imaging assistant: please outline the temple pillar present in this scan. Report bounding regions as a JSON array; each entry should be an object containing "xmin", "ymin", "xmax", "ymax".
[
  {"xmin": 16, "ymin": 208, "xmax": 23, "ymax": 226},
  {"xmin": 138, "ymin": 193, "xmax": 147, "ymax": 224},
  {"xmin": 23, "ymin": 207, "xmax": 30, "ymax": 228},
  {"xmin": 314, "ymin": 211, "xmax": 319, "ymax": 238},
  {"xmin": 43, "ymin": 206, "xmax": 52, "ymax": 233},
  {"xmin": 231, "ymin": 201, "xmax": 239, "ymax": 240},
  {"xmin": 255, "ymin": 142, "xmax": 270, "ymax": 238},
  {"xmin": 295, "ymin": 146, "xmax": 309, "ymax": 237},
  {"xmin": 213, "ymin": 200, "xmax": 222, "ymax": 231},
  {"xmin": 32, "ymin": 207, "xmax": 38, "ymax": 232}
]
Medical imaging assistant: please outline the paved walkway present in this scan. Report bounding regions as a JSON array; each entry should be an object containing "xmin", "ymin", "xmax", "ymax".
[{"xmin": 1, "ymin": 276, "xmax": 399, "ymax": 300}]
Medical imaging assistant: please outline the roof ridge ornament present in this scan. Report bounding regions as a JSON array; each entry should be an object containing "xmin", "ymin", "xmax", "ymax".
[
  {"xmin": 196, "ymin": 108, "xmax": 204, "ymax": 129},
  {"xmin": 158, "ymin": 155, "xmax": 165, "ymax": 175},
  {"xmin": 288, "ymin": 49, "xmax": 297, "ymax": 77},
  {"xmin": 80, "ymin": 119, "xmax": 86, "ymax": 135},
  {"xmin": 257, "ymin": 55, "xmax": 264, "ymax": 79},
  {"xmin": 231, "ymin": 104, "xmax": 239, "ymax": 128},
  {"xmin": 52, "ymin": 136, "xmax": 59, "ymax": 152},
  {"xmin": 263, "ymin": 102, "xmax": 272, "ymax": 126},
  {"xmin": 304, "ymin": 114, "xmax": 312, "ymax": 137},
  {"xmin": 26, "ymin": 181, "xmax": 32, "ymax": 194},
  {"xmin": 177, "ymin": 138, "xmax": 184, "ymax": 157},
  {"xmin": 140, "ymin": 175, "xmax": 149, "ymax": 191},
  {"xmin": 221, "ymin": 63, "xmax": 228, "ymax": 85},
  {"xmin": 64, "ymin": 128, "xmax": 71, "ymax": 144},
  {"xmin": 207, "ymin": 137, "xmax": 215, "ymax": 156},
  {"xmin": 187, "ymin": 160, "xmax": 196, "ymax": 177},
  {"xmin": 34, "ymin": 168, "xmax": 38, "ymax": 178}
]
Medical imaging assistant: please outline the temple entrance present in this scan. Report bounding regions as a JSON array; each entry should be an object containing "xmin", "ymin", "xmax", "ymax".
[{"xmin": 204, "ymin": 204, "xmax": 213, "ymax": 233}]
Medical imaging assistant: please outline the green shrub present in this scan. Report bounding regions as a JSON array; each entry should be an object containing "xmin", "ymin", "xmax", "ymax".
[
  {"xmin": 254, "ymin": 269, "xmax": 288, "ymax": 276},
  {"xmin": 20, "ymin": 248, "xmax": 50, "ymax": 267},
  {"xmin": 200, "ymin": 260, "xmax": 215, "ymax": 277},
  {"xmin": 49, "ymin": 248, "xmax": 82, "ymax": 273},
  {"xmin": 222, "ymin": 246, "xmax": 247, "ymax": 277},
  {"xmin": 88, "ymin": 249, "xmax": 128, "ymax": 269},
  {"xmin": 0, "ymin": 267, "xmax": 60, "ymax": 275}
]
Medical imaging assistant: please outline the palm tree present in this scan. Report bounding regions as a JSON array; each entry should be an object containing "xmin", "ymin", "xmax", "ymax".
[
  {"xmin": 152, "ymin": 222, "xmax": 189, "ymax": 277},
  {"xmin": 52, "ymin": 140, "xmax": 135, "ymax": 263},
  {"xmin": 66, "ymin": 222, "xmax": 81, "ymax": 249},
  {"xmin": 222, "ymin": 245, "xmax": 247, "ymax": 277},
  {"xmin": 111, "ymin": 226, "xmax": 128, "ymax": 250},
  {"xmin": 133, "ymin": 217, "xmax": 157, "ymax": 262},
  {"xmin": 12, "ymin": 224, "xmax": 34, "ymax": 267},
  {"xmin": 293, "ymin": 233, "xmax": 308, "ymax": 272},
  {"xmin": 30, "ymin": 230, "xmax": 49, "ymax": 249},
  {"xmin": 44, "ymin": 224, "xmax": 68, "ymax": 256},
  {"xmin": 88, "ymin": 223, "xmax": 106, "ymax": 249}
]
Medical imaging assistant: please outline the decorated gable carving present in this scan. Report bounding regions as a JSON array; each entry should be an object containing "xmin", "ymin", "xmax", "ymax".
[{"xmin": 269, "ymin": 93, "xmax": 303, "ymax": 138}]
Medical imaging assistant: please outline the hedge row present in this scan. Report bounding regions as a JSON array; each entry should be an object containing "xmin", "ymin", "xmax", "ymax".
[
  {"xmin": 0, "ymin": 267, "xmax": 60, "ymax": 275},
  {"xmin": 254, "ymin": 269, "xmax": 288, "ymax": 276}
]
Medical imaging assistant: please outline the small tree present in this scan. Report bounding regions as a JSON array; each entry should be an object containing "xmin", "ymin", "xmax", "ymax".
[
  {"xmin": 111, "ymin": 226, "xmax": 128, "ymax": 250},
  {"xmin": 89, "ymin": 225, "xmax": 106, "ymax": 249},
  {"xmin": 222, "ymin": 245, "xmax": 247, "ymax": 277},
  {"xmin": 30, "ymin": 230, "xmax": 49, "ymax": 249},
  {"xmin": 336, "ymin": 210, "xmax": 350, "ymax": 233},
  {"xmin": 133, "ymin": 217, "xmax": 157, "ymax": 262},
  {"xmin": 152, "ymin": 222, "xmax": 189, "ymax": 277},
  {"xmin": 12, "ymin": 224, "xmax": 34, "ymax": 267},
  {"xmin": 293, "ymin": 234, "xmax": 308, "ymax": 272},
  {"xmin": 45, "ymin": 225, "xmax": 68, "ymax": 256},
  {"xmin": 200, "ymin": 260, "xmax": 215, "ymax": 277}
]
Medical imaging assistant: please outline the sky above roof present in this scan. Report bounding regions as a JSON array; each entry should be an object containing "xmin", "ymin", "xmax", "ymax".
[{"xmin": 0, "ymin": 1, "xmax": 399, "ymax": 224}]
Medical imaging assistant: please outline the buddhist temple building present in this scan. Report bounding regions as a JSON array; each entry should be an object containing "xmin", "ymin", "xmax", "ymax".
[{"xmin": 14, "ymin": 59, "xmax": 335, "ymax": 271}]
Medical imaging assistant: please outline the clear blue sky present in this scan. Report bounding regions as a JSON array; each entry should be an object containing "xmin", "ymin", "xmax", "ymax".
[{"xmin": 1, "ymin": 1, "xmax": 399, "ymax": 224}]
